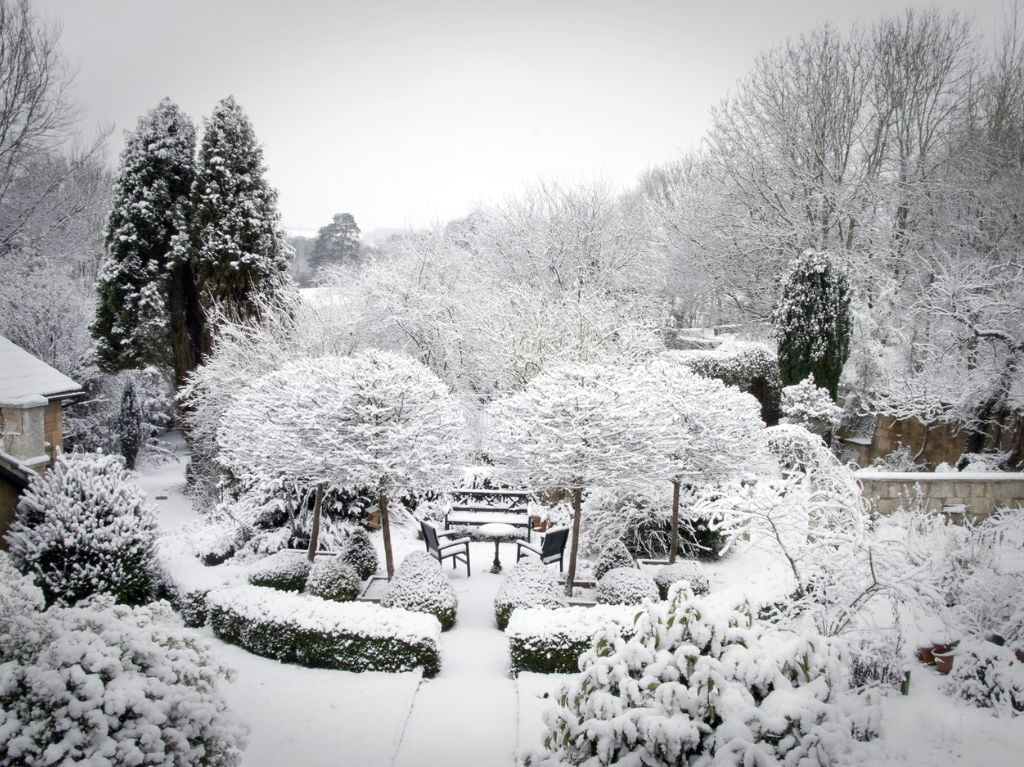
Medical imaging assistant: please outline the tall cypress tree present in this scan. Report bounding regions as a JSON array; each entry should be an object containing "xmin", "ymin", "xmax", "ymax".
[
  {"xmin": 771, "ymin": 250, "xmax": 852, "ymax": 400},
  {"xmin": 176, "ymin": 96, "xmax": 291, "ymax": 355},
  {"xmin": 92, "ymin": 99, "xmax": 196, "ymax": 375}
]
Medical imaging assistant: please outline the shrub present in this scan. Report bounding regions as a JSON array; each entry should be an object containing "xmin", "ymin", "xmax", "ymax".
[
  {"xmin": 341, "ymin": 527, "xmax": 379, "ymax": 580},
  {"xmin": 525, "ymin": 587, "xmax": 877, "ymax": 766},
  {"xmin": 506, "ymin": 605, "xmax": 640, "ymax": 674},
  {"xmin": 5, "ymin": 453, "xmax": 157, "ymax": 606},
  {"xmin": 381, "ymin": 552, "xmax": 458, "ymax": 630},
  {"xmin": 653, "ymin": 560, "xmax": 709, "ymax": 600},
  {"xmin": 593, "ymin": 540, "xmax": 636, "ymax": 580},
  {"xmin": 247, "ymin": 550, "xmax": 311, "ymax": 591},
  {"xmin": 672, "ymin": 340, "xmax": 783, "ymax": 425},
  {"xmin": 208, "ymin": 585, "xmax": 441, "ymax": 675},
  {"xmin": 847, "ymin": 634, "xmax": 908, "ymax": 691},
  {"xmin": 676, "ymin": 513, "xmax": 729, "ymax": 561},
  {"xmin": 305, "ymin": 556, "xmax": 362, "ymax": 602},
  {"xmin": 494, "ymin": 561, "xmax": 567, "ymax": 630},
  {"xmin": 781, "ymin": 376, "xmax": 842, "ymax": 438},
  {"xmin": 580, "ymin": 488, "xmax": 670, "ymax": 560},
  {"xmin": 0, "ymin": 556, "xmax": 247, "ymax": 767},
  {"xmin": 595, "ymin": 567, "xmax": 659, "ymax": 605},
  {"xmin": 944, "ymin": 640, "xmax": 1024, "ymax": 715}
]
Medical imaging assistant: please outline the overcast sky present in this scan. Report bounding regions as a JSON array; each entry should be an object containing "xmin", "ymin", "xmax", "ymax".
[{"xmin": 36, "ymin": 0, "xmax": 1009, "ymax": 236}]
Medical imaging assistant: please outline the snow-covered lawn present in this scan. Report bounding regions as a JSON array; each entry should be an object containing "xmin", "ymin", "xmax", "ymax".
[{"xmin": 143, "ymin": 446, "xmax": 1024, "ymax": 767}]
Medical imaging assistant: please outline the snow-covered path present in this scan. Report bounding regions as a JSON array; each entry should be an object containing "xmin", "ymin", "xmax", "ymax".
[{"xmin": 392, "ymin": 547, "xmax": 518, "ymax": 767}]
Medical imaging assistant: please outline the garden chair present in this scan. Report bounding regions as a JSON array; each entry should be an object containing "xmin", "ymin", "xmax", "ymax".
[
  {"xmin": 421, "ymin": 520, "xmax": 471, "ymax": 577},
  {"xmin": 515, "ymin": 526, "xmax": 569, "ymax": 571}
]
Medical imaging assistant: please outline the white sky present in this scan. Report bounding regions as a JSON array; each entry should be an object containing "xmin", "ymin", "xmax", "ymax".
[{"xmin": 36, "ymin": 0, "xmax": 1009, "ymax": 235}]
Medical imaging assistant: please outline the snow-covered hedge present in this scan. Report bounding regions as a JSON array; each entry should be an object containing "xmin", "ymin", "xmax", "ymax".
[
  {"xmin": 506, "ymin": 605, "xmax": 640, "ymax": 674},
  {"xmin": 5, "ymin": 452, "xmax": 157, "ymax": 606},
  {"xmin": 247, "ymin": 550, "xmax": 311, "ymax": 591},
  {"xmin": 494, "ymin": 561, "xmax": 567, "ymax": 630},
  {"xmin": 0, "ymin": 555, "xmax": 246, "ymax": 766},
  {"xmin": 305, "ymin": 556, "xmax": 362, "ymax": 602},
  {"xmin": 525, "ymin": 586, "xmax": 877, "ymax": 766},
  {"xmin": 595, "ymin": 567, "xmax": 659, "ymax": 605},
  {"xmin": 671, "ymin": 340, "xmax": 783, "ymax": 425},
  {"xmin": 944, "ymin": 640, "xmax": 1024, "ymax": 715},
  {"xmin": 781, "ymin": 376, "xmax": 842, "ymax": 437},
  {"xmin": 593, "ymin": 539, "xmax": 636, "ymax": 580},
  {"xmin": 208, "ymin": 585, "xmax": 441, "ymax": 675},
  {"xmin": 653, "ymin": 560, "xmax": 709, "ymax": 600},
  {"xmin": 381, "ymin": 552, "xmax": 458, "ymax": 631},
  {"xmin": 341, "ymin": 527, "xmax": 379, "ymax": 580}
]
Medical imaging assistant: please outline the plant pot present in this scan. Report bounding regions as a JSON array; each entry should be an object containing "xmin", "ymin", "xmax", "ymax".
[
  {"xmin": 931, "ymin": 641, "xmax": 959, "ymax": 675},
  {"xmin": 1015, "ymin": 648, "xmax": 1024, "ymax": 663},
  {"xmin": 916, "ymin": 646, "xmax": 936, "ymax": 665}
]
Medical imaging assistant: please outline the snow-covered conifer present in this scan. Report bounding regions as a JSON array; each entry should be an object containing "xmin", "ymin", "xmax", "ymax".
[
  {"xmin": 342, "ymin": 527, "xmax": 379, "ymax": 580},
  {"xmin": 118, "ymin": 379, "xmax": 142, "ymax": 469},
  {"xmin": 593, "ymin": 540, "xmax": 636, "ymax": 580},
  {"xmin": 92, "ymin": 98, "xmax": 196, "ymax": 373},
  {"xmin": 5, "ymin": 453, "xmax": 157, "ymax": 606}
]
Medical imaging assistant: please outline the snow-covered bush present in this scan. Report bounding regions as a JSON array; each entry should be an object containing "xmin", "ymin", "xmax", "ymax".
[
  {"xmin": 5, "ymin": 453, "xmax": 157, "ymax": 607},
  {"xmin": 869, "ymin": 445, "xmax": 923, "ymax": 472},
  {"xmin": 580, "ymin": 488, "xmax": 670, "ymax": 560},
  {"xmin": 381, "ymin": 552, "xmax": 458, "ymax": 630},
  {"xmin": 781, "ymin": 376, "xmax": 843, "ymax": 437},
  {"xmin": 955, "ymin": 566, "xmax": 1024, "ymax": 648},
  {"xmin": 0, "ymin": 564, "xmax": 247, "ymax": 767},
  {"xmin": 593, "ymin": 540, "xmax": 636, "ymax": 580},
  {"xmin": 595, "ymin": 567, "xmax": 659, "ymax": 605},
  {"xmin": 305, "ymin": 556, "xmax": 362, "ymax": 602},
  {"xmin": 847, "ymin": 633, "xmax": 908, "ymax": 691},
  {"xmin": 208, "ymin": 585, "xmax": 441, "ymax": 675},
  {"xmin": 494, "ymin": 560, "xmax": 567, "ymax": 630},
  {"xmin": 653, "ymin": 560, "xmax": 709, "ymax": 600},
  {"xmin": 247, "ymin": 550, "xmax": 311, "ymax": 592},
  {"xmin": 671, "ymin": 339, "xmax": 783, "ymax": 424},
  {"xmin": 506, "ymin": 605, "xmax": 640, "ymax": 674},
  {"xmin": 341, "ymin": 527, "xmax": 379, "ymax": 580},
  {"xmin": 526, "ymin": 587, "xmax": 876, "ymax": 766},
  {"xmin": 944, "ymin": 640, "xmax": 1024, "ymax": 715},
  {"xmin": 957, "ymin": 451, "xmax": 1011, "ymax": 472}
]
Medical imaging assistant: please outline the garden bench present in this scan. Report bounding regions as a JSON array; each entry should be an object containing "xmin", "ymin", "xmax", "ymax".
[{"xmin": 444, "ymin": 488, "xmax": 533, "ymax": 541}]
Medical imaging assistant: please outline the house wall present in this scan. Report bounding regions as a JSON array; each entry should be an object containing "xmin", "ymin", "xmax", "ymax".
[{"xmin": 858, "ymin": 472, "xmax": 1024, "ymax": 519}]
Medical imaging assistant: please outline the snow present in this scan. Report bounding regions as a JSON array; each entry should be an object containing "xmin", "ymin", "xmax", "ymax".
[
  {"xmin": 0, "ymin": 334, "xmax": 82, "ymax": 401},
  {"xmin": 856, "ymin": 469, "xmax": 1024, "ymax": 481}
]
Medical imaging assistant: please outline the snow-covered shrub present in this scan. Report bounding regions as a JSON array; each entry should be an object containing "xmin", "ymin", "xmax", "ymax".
[
  {"xmin": 672, "ymin": 339, "xmax": 783, "ymax": 424},
  {"xmin": 781, "ymin": 376, "xmax": 843, "ymax": 437},
  {"xmin": 191, "ymin": 514, "xmax": 254, "ymax": 566},
  {"xmin": 410, "ymin": 495, "xmax": 451, "ymax": 525},
  {"xmin": 5, "ymin": 453, "xmax": 157, "ymax": 607},
  {"xmin": 341, "ymin": 527, "xmax": 379, "ymax": 580},
  {"xmin": 526, "ymin": 587, "xmax": 876, "ymax": 766},
  {"xmin": 580, "ymin": 488, "xmax": 670, "ymax": 560},
  {"xmin": 869, "ymin": 445, "xmax": 923, "ymax": 472},
  {"xmin": 305, "ymin": 556, "xmax": 362, "ymax": 602},
  {"xmin": 847, "ymin": 633, "xmax": 908, "ymax": 691},
  {"xmin": 208, "ymin": 585, "xmax": 441, "ymax": 675},
  {"xmin": 506, "ymin": 605, "xmax": 640, "ymax": 674},
  {"xmin": 593, "ymin": 540, "xmax": 636, "ymax": 580},
  {"xmin": 653, "ymin": 560, "xmax": 709, "ymax": 600},
  {"xmin": 0, "ymin": 577, "xmax": 247, "ymax": 767},
  {"xmin": 381, "ymin": 552, "xmax": 458, "ymax": 630},
  {"xmin": 595, "ymin": 567, "xmax": 659, "ymax": 605},
  {"xmin": 957, "ymin": 451, "xmax": 1011, "ymax": 472},
  {"xmin": 494, "ymin": 561, "xmax": 567, "ymax": 630},
  {"xmin": 247, "ymin": 550, "xmax": 311, "ymax": 592},
  {"xmin": 955, "ymin": 566, "xmax": 1024, "ymax": 648},
  {"xmin": 944, "ymin": 640, "xmax": 1024, "ymax": 715}
]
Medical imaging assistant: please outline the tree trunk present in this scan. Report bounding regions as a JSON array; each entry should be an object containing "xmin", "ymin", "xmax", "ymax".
[
  {"xmin": 168, "ymin": 259, "xmax": 206, "ymax": 393},
  {"xmin": 380, "ymin": 489, "xmax": 395, "ymax": 579},
  {"xmin": 669, "ymin": 479, "xmax": 681, "ymax": 564},
  {"xmin": 307, "ymin": 483, "xmax": 324, "ymax": 562},
  {"xmin": 565, "ymin": 487, "xmax": 583, "ymax": 597}
]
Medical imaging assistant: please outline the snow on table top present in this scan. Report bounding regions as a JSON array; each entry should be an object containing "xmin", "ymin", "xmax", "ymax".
[
  {"xmin": 506, "ymin": 604, "xmax": 642, "ymax": 641},
  {"xmin": 0, "ymin": 335, "xmax": 82, "ymax": 402},
  {"xmin": 208, "ymin": 585, "xmax": 442, "ymax": 642},
  {"xmin": 856, "ymin": 470, "xmax": 1024, "ymax": 481}
]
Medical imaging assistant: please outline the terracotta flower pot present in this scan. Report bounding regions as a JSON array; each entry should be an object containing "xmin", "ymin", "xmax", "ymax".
[
  {"xmin": 931, "ymin": 641, "xmax": 959, "ymax": 675},
  {"xmin": 916, "ymin": 646, "xmax": 936, "ymax": 665}
]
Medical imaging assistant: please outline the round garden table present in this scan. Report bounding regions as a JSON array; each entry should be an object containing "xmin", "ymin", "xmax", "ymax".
[{"xmin": 477, "ymin": 522, "xmax": 519, "ymax": 574}]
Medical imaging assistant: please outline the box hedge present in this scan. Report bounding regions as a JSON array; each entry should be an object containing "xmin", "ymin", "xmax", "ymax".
[{"xmin": 506, "ymin": 605, "xmax": 640, "ymax": 674}]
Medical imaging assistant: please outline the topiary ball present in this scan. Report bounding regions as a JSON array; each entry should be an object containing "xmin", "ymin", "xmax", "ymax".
[
  {"xmin": 381, "ymin": 552, "xmax": 458, "ymax": 630},
  {"xmin": 305, "ymin": 556, "xmax": 362, "ymax": 602},
  {"xmin": 494, "ymin": 560, "xmax": 567, "ymax": 630},
  {"xmin": 595, "ymin": 567, "xmax": 659, "ymax": 605},
  {"xmin": 654, "ymin": 561, "xmax": 710, "ymax": 600},
  {"xmin": 247, "ymin": 550, "xmax": 311, "ymax": 592},
  {"xmin": 594, "ymin": 540, "xmax": 636, "ymax": 580}
]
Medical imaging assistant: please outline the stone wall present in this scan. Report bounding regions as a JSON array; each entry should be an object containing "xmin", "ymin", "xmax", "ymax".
[{"xmin": 858, "ymin": 471, "xmax": 1024, "ymax": 518}]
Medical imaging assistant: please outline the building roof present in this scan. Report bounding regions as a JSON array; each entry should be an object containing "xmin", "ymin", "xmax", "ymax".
[{"xmin": 0, "ymin": 335, "xmax": 83, "ymax": 404}]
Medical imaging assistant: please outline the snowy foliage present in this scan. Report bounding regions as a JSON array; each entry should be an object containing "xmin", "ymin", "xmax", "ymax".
[
  {"xmin": 781, "ymin": 376, "xmax": 843, "ymax": 437},
  {"xmin": 846, "ymin": 633, "xmax": 909, "ymax": 691},
  {"xmin": 247, "ymin": 550, "xmax": 311, "ymax": 592},
  {"xmin": 341, "ymin": 527, "xmax": 379, "ymax": 580},
  {"xmin": 208, "ymin": 585, "xmax": 441, "ymax": 674},
  {"xmin": 595, "ymin": 567, "xmax": 659, "ymax": 605},
  {"xmin": 653, "ymin": 561, "xmax": 710, "ymax": 600},
  {"xmin": 494, "ymin": 560, "xmax": 567, "ymax": 631},
  {"xmin": 305, "ymin": 556, "xmax": 362, "ymax": 602},
  {"xmin": 579, "ymin": 488, "xmax": 667, "ymax": 561},
  {"xmin": 671, "ymin": 340, "xmax": 783, "ymax": 424},
  {"xmin": 506, "ymin": 605, "xmax": 640, "ymax": 675},
  {"xmin": 593, "ymin": 541, "xmax": 637, "ymax": 580},
  {"xmin": 381, "ymin": 552, "xmax": 458, "ymax": 631},
  {"xmin": 0, "ymin": 567, "xmax": 246, "ymax": 767},
  {"xmin": 944, "ymin": 640, "xmax": 1024, "ymax": 716},
  {"xmin": 526, "ymin": 587, "xmax": 876, "ymax": 766},
  {"xmin": 869, "ymin": 445, "xmax": 924, "ymax": 472},
  {"xmin": 5, "ymin": 453, "xmax": 157, "ymax": 607}
]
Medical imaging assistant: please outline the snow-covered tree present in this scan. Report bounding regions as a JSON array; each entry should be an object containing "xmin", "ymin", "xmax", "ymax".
[
  {"xmin": 217, "ymin": 351, "xmax": 469, "ymax": 577},
  {"xmin": 772, "ymin": 250, "xmax": 852, "ymax": 400},
  {"xmin": 118, "ymin": 379, "xmax": 142, "ymax": 469},
  {"xmin": 485, "ymin": 364, "xmax": 667, "ymax": 594},
  {"xmin": 4, "ymin": 453, "xmax": 157, "ymax": 607},
  {"xmin": 175, "ymin": 96, "xmax": 291, "ymax": 354},
  {"xmin": 309, "ymin": 212, "xmax": 360, "ymax": 277},
  {"xmin": 781, "ymin": 375, "xmax": 844, "ymax": 438},
  {"xmin": 91, "ymin": 99, "xmax": 196, "ymax": 378}
]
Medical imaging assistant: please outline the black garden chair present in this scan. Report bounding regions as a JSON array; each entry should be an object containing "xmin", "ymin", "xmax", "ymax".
[
  {"xmin": 421, "ymin": 520, "xmax": 471, "ymax": 577},
  {"xmin": 515, "ymin": 526, "xmax": 569, "ymax": 571}
]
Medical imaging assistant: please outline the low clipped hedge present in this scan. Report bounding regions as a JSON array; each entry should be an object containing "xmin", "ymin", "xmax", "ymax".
[
  {"xmin": 595, "ymin": 567, "xmax": 659, "ymax": 605},
  {"xmin": 247, "ymin": 550, "xmax": 311, "ymax": 591},
  {"xmin": 506, "ymin": 605, "xmax": 640, "ymax": 674},
  {"xmin": 208, "ymin": 585, "xmax": 441, "ymax": 676},
  {"xmin": 494, "ymin": 561, "xmax": 567, "ymax": 630}
]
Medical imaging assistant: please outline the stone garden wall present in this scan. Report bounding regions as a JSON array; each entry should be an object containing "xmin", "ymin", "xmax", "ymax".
[{"xmin": 857, "ymin": 471, "xmax": 1024, "ymax": 518}]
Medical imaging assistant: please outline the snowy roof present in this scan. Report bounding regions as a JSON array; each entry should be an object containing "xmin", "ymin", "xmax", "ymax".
[{"xmin": 0, "ymin": 335, "xmax": 82, "ymax": 404}]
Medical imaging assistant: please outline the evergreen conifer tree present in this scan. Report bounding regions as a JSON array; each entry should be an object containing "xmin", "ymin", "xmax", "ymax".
[
  {"xmin": 176, "ymin": 96, "xmax": 290, "ymax": 354},
  {"xmin": 771, "ymin": 250, "xmax": 852, "ymax": 400},
  {"xmin": 118, "ymin": 380, "xmax": 142, "ymax": 470},
  {"xmin": 91, "ymin": 99, "xmax": 196, "ymax": 374},
  {"xmin": 309, "ymin": 212, "xmax": 360, "ymax": 277}
]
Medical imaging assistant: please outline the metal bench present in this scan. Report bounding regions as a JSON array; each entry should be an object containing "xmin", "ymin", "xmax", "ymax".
[{"xmin": 444, "ymin": 488, "xmax": 533, "ymax": 541}]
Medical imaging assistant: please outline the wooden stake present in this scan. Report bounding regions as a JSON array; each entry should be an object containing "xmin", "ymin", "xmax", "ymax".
[{"xmin": 307, "ymin": 483, "xmax": 324, "ymax": 562}]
